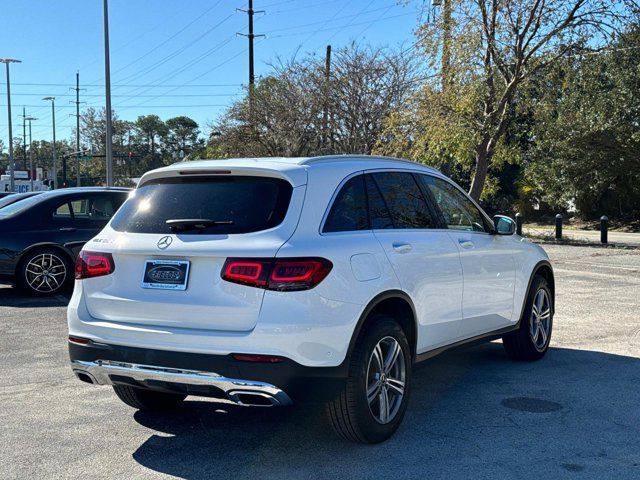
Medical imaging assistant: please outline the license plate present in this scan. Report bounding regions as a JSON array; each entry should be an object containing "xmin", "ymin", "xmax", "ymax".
[{"xmin": 141, "ymin": 259, "xmax": 190, "ymax": 290}]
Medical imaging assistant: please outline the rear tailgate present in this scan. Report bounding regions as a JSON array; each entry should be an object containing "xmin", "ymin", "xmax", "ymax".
[{"xmin": 80, "ymin": 171, "xmax": 306, "ymax": 332}]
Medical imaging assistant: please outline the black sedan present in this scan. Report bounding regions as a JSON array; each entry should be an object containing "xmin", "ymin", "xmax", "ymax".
[{"xmin": 0, "ymin": 187, "xmax": 130, "ymax": 295}]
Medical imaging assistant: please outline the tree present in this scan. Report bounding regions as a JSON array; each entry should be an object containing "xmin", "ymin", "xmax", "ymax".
[
  {"xmin": 166, "ymin": 116, "xmax": 201, "ymax": 160},
  {"xmin": 522, "ymin": 26, "xmax": 640, "ymax": 218},
  {"xmin": 396, "ymin": 0, "xmax": 639, "ymax": 200},
  {"xmin": 135, "ymin": 115, "xmax": 168, "ymax": 168},
  {"xmin": 207, "ymin": 45, "xmax": 417, "ymax": 158}
]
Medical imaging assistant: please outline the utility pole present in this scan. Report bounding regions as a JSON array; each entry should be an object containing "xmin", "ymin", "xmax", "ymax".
[
  {"xmin": 441, "ymin": 0, "xmax": 452, "ymax": 93},
  {"xmin": 103, "ymin": 0, "xmax": 114, "ymax": 186},
  {"xmin": 73, "ymin": 71, "xmax": 81, "ymax": 187},
  {"xmin": 322, "ymin": 45, "xmax": 332, "ymax": 150},
  {"xmin": 25, "ymin": 116, "xmax": 37, "ymax": 191},
  {"xmin": 238, "ymin": 0, "xmax": 264, "ymax": 122},
  {"xmin": 1, "ymin": 58, "xmax": 21, "ymax": 193},
  {"xmin": 43, "ymin": 97, "xmax": 57, "ymax": 189}
]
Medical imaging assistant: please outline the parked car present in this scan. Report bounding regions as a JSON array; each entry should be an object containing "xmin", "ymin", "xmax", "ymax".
[
  {"xmin": 0, "ymin": 187, "xmax": 130, "ymax": 295},
  {"xmin": 0, "ymin": 191, "xmax": 43, "ymax": 209},
  {"xmin": 68, "ymin": 156, "xmax": 554, "ymax": 443}
]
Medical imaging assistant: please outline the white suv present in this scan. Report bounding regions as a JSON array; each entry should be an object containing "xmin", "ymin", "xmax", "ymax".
[{"xmin": 68, "ymin": 155, "xmax": 554, "ymax": 443}]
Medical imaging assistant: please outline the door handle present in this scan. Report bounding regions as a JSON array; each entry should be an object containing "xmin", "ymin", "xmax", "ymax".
[
  {"xmin": 59, "ymin": 227, "xmax": 77, "ymax": 232},
  {"xmin": 458, "ymin": 239, "xmax": 474, "ymax": 249},
  {"xmin": 392, "ymin": 242, "xmax": 413, "ymax": 253}
]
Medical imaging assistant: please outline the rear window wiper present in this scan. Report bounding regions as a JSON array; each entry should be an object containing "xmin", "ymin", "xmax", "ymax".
[{"xmin": 166, "ymin": 218, "xmax": 234, "ymax": 232}]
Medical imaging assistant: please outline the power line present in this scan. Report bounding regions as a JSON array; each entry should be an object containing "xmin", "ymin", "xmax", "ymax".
[
  {"xmin": 115, "ymin": 11, "xmax": 237, "ymax": 85},
  {"xmin": 110, "ymin": 0, "xmax": 229, "ymax": 78},
  {"xmin": 9, "ymin": 82, "xmax": 242, "ymax": 87}
]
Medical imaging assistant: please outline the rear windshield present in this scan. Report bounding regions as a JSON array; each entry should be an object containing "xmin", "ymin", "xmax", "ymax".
[
  {"xmin": 0, "ymin": 194, "xmax": 46, "ymax": 218},
  {"xmin": 110, "ymin": 176, "xmax": 293, "ymax": 234}
]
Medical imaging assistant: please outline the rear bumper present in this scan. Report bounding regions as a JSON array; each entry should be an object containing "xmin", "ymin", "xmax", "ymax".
[{"xmin": 69, "ymin": 340, "xmax": 347, "ymax": 404}]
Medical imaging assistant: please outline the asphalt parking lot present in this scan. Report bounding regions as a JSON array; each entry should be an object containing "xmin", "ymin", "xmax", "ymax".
[{"xmin": 1, "ymin": 244, "xmax": 639, "ymax": 479}]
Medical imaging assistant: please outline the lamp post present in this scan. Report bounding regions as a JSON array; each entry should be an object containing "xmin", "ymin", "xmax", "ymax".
[
  {"xmin": 0, "ymin": 58, "xmax": 21, "ymax": 192},
  {"xmin": 42, "ymin": 97, "xmax": 57, "ymax": 189},
  {"xmin": 25, "ymin": 116, "xmax": 37, "ymax": 191}
]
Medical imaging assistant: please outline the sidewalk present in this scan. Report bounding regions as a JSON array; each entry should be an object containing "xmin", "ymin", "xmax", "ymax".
[{"xmin": 523, "ymin": 226, "xmax": 640, "ymax": 247}]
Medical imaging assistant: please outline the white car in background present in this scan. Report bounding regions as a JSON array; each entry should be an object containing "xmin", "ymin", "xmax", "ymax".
[{"xmin": 68, "ymin": 155, "xmax": 554, "ymax": 443}]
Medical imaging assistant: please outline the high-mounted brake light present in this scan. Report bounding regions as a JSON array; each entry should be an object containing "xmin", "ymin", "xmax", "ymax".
[
  {"xmin": 222, "ymin": 257, "xmax": 332, "ymax": 291},
  {"xmin": 75, "ymin": 251, "xmax": 115, "ymax": 279}
]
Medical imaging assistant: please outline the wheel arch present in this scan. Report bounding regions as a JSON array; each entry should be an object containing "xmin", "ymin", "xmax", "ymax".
[
  {"xmin": 15, "ymin": 242, "xmax": 76, "ymax": 276},
  {"xmin": 518, "ymin": 260, "xmax": 555, "ymax": 321},
  {"xmin": 345, "ymin": 290, "xmax": 418, "ymax": 363}
]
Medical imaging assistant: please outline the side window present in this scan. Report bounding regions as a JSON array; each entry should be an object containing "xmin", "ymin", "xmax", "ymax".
[
  {"xmin": 71, "ymin": 195, "xmax": 120, "ymax": 222},
  {"xmin": 323, "ymin": 175, "xmax": 369, "ymax": 233},
  {"xmin": 70, "ymin": 198, "xmax": 90, "ymax": 219},
  {"xmin": 370, "ymin": 172, "xmax": 434, "ymax": 229},
  {"xmin": 88, "ymin": 195, "xmax": 120, "ymax": 220},
  {"xmin": 53, "ymin": 202, "xmax": 72, "ymax": 219},
  {"xmin": 365, "ymin": 175, "xmax": 393, "ymax": 229},
  {"xmin": 419, "ymin": 175, "xmax": 490, "ymax": 233}
]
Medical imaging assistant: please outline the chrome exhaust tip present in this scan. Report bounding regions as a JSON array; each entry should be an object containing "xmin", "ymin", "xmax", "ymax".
[{"xmin": 228, "ymin": 391, "xmax": 281, "ymax": 407}]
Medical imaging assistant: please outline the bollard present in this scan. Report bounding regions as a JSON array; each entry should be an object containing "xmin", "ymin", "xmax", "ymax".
[
  {"xmin": 515, "ymin": 213, "xmax": 523, "ymax": 236},
  {"xmin": 600, "ymin": 215, "xmax": 608, "ymax": 244},
  {"xmin": 555, "ymin": 214, "xmax": 563, "ymax": 240}
]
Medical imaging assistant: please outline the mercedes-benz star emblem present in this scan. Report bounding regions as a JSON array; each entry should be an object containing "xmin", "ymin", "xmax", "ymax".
[{"xmin": 157, "ymin": 236, "xmax": 173, "ymax": 250}]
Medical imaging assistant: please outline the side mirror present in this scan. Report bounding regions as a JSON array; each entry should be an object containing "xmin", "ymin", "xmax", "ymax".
[{"xmin": 493, "ymin": 215, "xmax": 516, "ymax": 235}]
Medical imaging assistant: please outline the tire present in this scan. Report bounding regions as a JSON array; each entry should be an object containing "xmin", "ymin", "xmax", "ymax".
[
  {"xmin": 16, "ymin": 248, "xmax": 73, "ymax": 296},
  {"xmin": 503, "ymin": 274, "xmax": 553, "ymax": 361},
  {"xmin": 326, "ymin": 315, "xmax": 412, "ymax": 444},
  {"xmin": 112, "ymin": 385, "xmax": 187, "ymax": 411}
]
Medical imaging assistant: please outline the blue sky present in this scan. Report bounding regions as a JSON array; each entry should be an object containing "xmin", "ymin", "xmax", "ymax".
[{"xmin": 0, "ymin": 0, "xmax": 424, "ymax": 145}]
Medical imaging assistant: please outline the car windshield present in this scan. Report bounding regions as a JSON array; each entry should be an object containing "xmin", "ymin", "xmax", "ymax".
[
  {"xmin": 0, "ymin": 194, "xmax": 47, "ymax": 218},
  {"xmin": 110, "ymin": 176, "xmax": 293, "ymax": 234}
]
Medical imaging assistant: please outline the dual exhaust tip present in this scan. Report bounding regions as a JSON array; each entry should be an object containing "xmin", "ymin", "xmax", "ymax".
[{"xmin": 74, "ymin": 371, "xmax": 282, "ymax": 407}]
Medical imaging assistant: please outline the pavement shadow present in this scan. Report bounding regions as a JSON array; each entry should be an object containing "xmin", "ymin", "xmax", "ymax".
[
  {"xmin": 131, "ymin": 343, "xmax": 640, "ymax": 479},
  {"xmin": 0, "ymin": 285, "xmax": 70, "ymax": 308}
]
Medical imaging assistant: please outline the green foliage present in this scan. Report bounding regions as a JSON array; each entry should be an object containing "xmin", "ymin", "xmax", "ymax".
[{"xmin": 523, "ymin": 28, "xmax": 640, "ymax": 218}]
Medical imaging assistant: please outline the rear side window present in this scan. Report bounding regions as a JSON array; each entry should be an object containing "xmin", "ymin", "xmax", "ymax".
[
  {"xmin": 323, "ymin": 175, "xmax": 368, "ymax": 233},
  {"xmin": 369, "ymin": 172, "xmax": 435, "ymax": 229},
  {"xmin": 365, "ymin": 175, "xmax": 393, "ymax": 229},
  {"xmin": 110, "ymin": 176, "xmax": 293, "ymax": 234}
]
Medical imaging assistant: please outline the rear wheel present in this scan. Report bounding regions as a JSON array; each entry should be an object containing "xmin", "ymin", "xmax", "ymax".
[
  {"xmin": 112, "ymin": 385, "xmax": 187, "ymax": 411},
  {"xmin": 326, "ymin": 316, "xmax": 411, "ymax": 443},
  {"xmin": 503, "ymin": 274, "xmax": 553, "ymax": 361},
  {"xmin": 16, "ymin": 248, "xmax": 72, "ymax": 296}
]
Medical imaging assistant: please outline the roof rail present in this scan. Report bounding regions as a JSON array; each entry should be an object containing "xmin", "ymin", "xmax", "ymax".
[{"xmin": 300, "ymin": 155, "xmax": 440, "ymax": 172}]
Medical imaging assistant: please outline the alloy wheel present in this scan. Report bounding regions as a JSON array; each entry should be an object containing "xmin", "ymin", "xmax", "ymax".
[
  {"xmin": 24, "ymin": 253, "xmax": 67, "ymax": 293},
  {"xmin": 366, "ymin": 336, "xmax": 406, "ymax": 424},
  {"xmin": 529, "ymin": 288, "xmax": 551, "ymax": 351}
]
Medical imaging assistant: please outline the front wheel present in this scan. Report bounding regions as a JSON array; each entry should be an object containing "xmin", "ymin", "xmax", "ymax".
[
  {"xmin": 326, "ymin": 316, "xmax": 411, "ymax": 443},
  {"xmin": 113, "ymin": 385, "xmax": 187, "ymax": 411},
  {"xmin": 503, "ymin": 274, "xmax": 553, "ymax": 361}
]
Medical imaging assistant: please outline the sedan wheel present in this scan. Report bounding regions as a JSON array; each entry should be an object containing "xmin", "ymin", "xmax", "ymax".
[{"xmin": 20, "ymin": 250, "xmax": 69, "ymax": 295}]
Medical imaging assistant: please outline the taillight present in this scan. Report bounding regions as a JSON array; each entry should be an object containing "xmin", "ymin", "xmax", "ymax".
[
  {"xmin": 75, "ymin": 251, "xmax": 115, "ymax": 279},
  {"xmin": 222, "ymin": 257, "xmax": 332, "ymax": 291}
]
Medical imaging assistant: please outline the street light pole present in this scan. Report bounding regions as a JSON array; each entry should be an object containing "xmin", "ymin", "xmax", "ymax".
[
  {"xmin": 25, "ymin": 116, "xmax": 37, "ymax": 191},
  {"xmin": 0, "ymin": 58, "xmax": 21, "ymax": 193},
  {"xmin": 103, "ymin": 0, "xmax": 114, "ymax": 186},
  {"xmin": 43, "ymin": 97, "xmax": 57, "ymax": 189}
]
